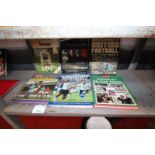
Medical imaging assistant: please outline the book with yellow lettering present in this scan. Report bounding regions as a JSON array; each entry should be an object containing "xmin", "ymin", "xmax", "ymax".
[{"xmin": 12, "ymin": 74, "xmax": 58, "ymax": 104}]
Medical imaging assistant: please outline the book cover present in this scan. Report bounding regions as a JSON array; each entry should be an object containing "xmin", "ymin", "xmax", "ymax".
[
  {"xmin": 29, "ymin": 39, "xmax": 61, "ymax": 74},
  {"xmin": 49, "ymin": 73, "xmax": 94, "ymax": 107},
  {"xmin": 0, "ymin": 49, "xmax": 7, "ymax": 76},
  {"xmin": 61, "ymin": 39, "xmax": 89, "ymax": 73},
  {"xmin": 12, "ymin": 74, "xmax": 58, "ymax": 104},
  {"xmin": 90, "ymin": 39, "xmax": 120, "ymax": 75},
  {"xmin": 91, "ymin": 74, "xmax": 138, "ymax": 109}
]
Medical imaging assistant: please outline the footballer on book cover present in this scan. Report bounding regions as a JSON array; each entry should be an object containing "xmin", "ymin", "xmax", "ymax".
[
  {"xmin": 0, "ymin": 49, "xmax": 7, "ymax": 76},
  {"xmin": 61, "ymin": 39, "xmax": 89, "ymax": 73},
  {"xmin": 90, "ymin": 38, "xmax": 120, "ymax": 75},
  {"xmin": 29, "ymin": 39, "xmax": 61, "ymax": 74},
  {"xmin": 49, "ymin": 73, "xmax": 94, "ymax": 106},
  {"xmin": 91, "ymin": 74, "xmax": 138, "ymax": 109},
  {"xmin": 12, "ymin": 74, "xmax": 58, "ymax": 104}
]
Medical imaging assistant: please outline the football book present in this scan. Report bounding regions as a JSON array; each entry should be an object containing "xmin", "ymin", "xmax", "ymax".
[
  {"xmin": 61, "ymin": 39, "xmax": 89, "ymax": 73},
  {"xmin": 91, "ymin": 74, "xmax": 138, "ymax": 109},
  {"xmin": 90, "ymin": 38, "xmax": 120, "ymax": 75},
  {"xmin": 12, "ymin": 74, "xmax": 58, "ymax": 104},
  {"xmin": 29, "ymin": 39, "xmax": 61, "ymax": 74},
  {"xmin": 49, "ymin": 73, "xmax": 94, "ymax": 107},
  {"xmin": 0, "ymin": 49, "xmax": 7, "ymax": 77}
]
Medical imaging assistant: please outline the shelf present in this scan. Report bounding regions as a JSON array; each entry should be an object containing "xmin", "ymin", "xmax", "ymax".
[
  {"xmin": 0, "ymin": 26, "xmax": 155, "ymax": 39},
  {"xmin": 2, "ymin": 70, "xmax": 155, "ymax": 117}
]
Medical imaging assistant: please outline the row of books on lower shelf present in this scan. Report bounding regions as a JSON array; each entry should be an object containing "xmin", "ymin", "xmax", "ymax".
[{"xmin": 11, "ymin": 73, "xmax": 138, "ymax": 110}]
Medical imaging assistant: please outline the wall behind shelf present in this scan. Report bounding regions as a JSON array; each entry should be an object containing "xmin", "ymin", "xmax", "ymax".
[
  {"xmin": 136, "ymin": 39, "xmax": 155, "ymax": 70},
  {"xmin": 0, "ymin": 40, "xmax": 35, "ymax": 70}
]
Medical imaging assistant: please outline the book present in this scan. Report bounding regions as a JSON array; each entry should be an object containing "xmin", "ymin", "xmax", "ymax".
[
  {"xmin": 12, "ymin": 74, "xmax": 58, "ymax": 104},
  {"xmin": 90, "ymin": 39, "xmax": 120, "ymax": 75},
  {"xmin": 0, "ymin": 80, "xmax": 19, "ymax": 97},
  {"xmin": 0, "ymin": 49, "xmax": 7, "ymax": 76},
  {"xmin": 49, "ymin": 73, "xmax": 94, "ymax": 107},
  {"xmin": 61, "ymin": 39, "xmax": 89, "ymax": 73},
  {"xmin": 29, "ymin": 39, "xmax": 61, "ymax": 74},
  {"xmin": 91, "ymin": 74, "xmax": 138, "ymax": 109}
]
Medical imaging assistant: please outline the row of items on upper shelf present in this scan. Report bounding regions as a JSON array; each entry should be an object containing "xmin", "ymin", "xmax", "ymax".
[
  {"xmin": 12, "ymin": 73, "xmax": 138, "ymax": 110},
  {"xmin": 0, "ymin": 38, "xmax": 119, "ymax": 77}
]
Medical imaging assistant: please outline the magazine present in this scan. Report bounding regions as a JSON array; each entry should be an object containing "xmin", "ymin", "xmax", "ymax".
[
  {"xmin": 90, "ymin": 38, "xmax": 120, "ymax": 75},
  {"xmin": 29, "ymin": 39, "xmax": 61, "ymax": 74},
  {"xmin": 0, "ymin": 49, "xmax": 7, "ymax": 76},
  {"xmin": 91, "ymin": 74, "xmax": 138, "ymax": 109},
  {"xmin": 49, "ymin": 73, "xmax": 94, "ymax": 107},
  {"xmin": 61, "ymin": 39, "xmax": 89, "ymax": 73},
  {"xmin": 12, "ymin": 74, "xmax": 58, "ymax": 104}
]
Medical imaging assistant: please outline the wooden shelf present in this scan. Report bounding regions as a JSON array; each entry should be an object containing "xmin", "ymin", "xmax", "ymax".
[
  {"xmin": 0, "ymin": 26, "xmax": 155, "ymax": 39},
  {"xmin": 2, "ymin": 70, "xmax": 155, "ymax": 117}
]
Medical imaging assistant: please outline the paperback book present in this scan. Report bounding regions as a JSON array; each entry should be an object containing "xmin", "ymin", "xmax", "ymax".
[
  {"xmin": 0, "ymin": 49, "xmax": 7, "ymax": 76},
  {"xmin": 12, "ymin": 74, "xmax": 58, "ymax": 104},
  {"xmin": 49, "ymin": 73, "xmax": 94, "ymax": 107},
  {"xmin": 91, "ymin": 74, "xmax": 138, "ymax": 109},
  {"xmin": 29, "ymin": 39, "xmax": 61, "ymax": 74},
  {"xmin": 90, "ymin": 39, "xmax": 120, "ymax": 75},
  {"xmin": 61, "ymin": 39, "xmax": 89, "ymax": 73}
]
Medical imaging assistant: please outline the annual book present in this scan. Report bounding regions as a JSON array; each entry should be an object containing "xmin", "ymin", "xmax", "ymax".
[
  {"xmin": 49, "ymin": 73, "xmax": 94, "ymax": 107},
  {"xmin": 61, "ymin": 39, "xmax": 89, "ymax": 73},
  {"xmin": 0, "ymin": 49, "xmax": 7, "ymax": 76},
  {"xmin": 12, "ymin": 74, "xmax": 58, "ymax": 104},
  {"xmin": 29, "ymin": 39, "xmax": 61, "ymax": 74},
  {"xmin": 90, "ymin": 38, "xmax": 120, "ymax": 75},
  {"xmin": 91, "ymin": 74, "xmax": 138, "ymax": 109}
]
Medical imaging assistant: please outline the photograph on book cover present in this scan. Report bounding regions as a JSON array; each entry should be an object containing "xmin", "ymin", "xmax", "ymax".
[
  {"xmin": 90, "ymin": 38, "xmax": 119, "ymax": 75},
  {"xmin": 12, "ymin": 74, "xmax": 58, "ymax": 104},
  {"xmin": 49, "ymin": 73, "xmax": 94, "ymax": 106}
]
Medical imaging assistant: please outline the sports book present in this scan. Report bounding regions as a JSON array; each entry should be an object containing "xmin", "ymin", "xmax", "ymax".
[
  {"xmin": 49, "ymin": 73, "xmax": 94, "ymax": 107},
  {"xmin": 90, "ymin": 38, "xmax": 120, "ymax": 75},
  {"xmin": 12, "ymin": 74, "xmax": 58, "ymax": 104},
  {"xmin": 91, "ymin": 74, "xmax": 138, "ymax": 109},
  {"xmin": 0, "ymin": 49, "xmax": 7, "ymax": 76},
  {"xmin": 61, "ymin": 39, "xmax": 89, "ymax": 73},
  {"xmin": 29, "ymin": 39, "xmax": 61, "ymax": 74}
]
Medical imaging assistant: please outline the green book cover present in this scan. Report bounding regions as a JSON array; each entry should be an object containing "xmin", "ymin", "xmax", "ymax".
[
  {"xmin": 33, "ymin": 48, "xmax": 61, "ymax": 74},
  {"xmin": 91, "ymin": 74, "xmax": 138, "ymax": 109},
  {"xmin": 49, "ymin": 73, "xmax": 94, "ymax": 106},
  {"xmin": 30, "ymin": 39, "xmax": 61, "ymax": 74}
]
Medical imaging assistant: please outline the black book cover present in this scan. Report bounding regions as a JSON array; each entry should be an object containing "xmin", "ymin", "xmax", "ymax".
[{"xmin": 61, "ymin": 39, "xmax": 89, "ymax": 73}]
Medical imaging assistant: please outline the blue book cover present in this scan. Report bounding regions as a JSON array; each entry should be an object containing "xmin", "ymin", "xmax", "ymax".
[{"xmin": 48, "ymin": 73, "xmax": 94, "ymax": 107}]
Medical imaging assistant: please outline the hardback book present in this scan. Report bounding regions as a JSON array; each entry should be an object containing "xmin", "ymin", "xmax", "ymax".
[
  {"xmin": 12, "ymin": 74, "xmax": 58, "ymax": 104},
  {"xmin": 49, "ymin": 73, "xmax": 94, "ymax": 107},
  {"xmin": 90, "ymin": 38, "xmax": 120, "ymax": 75},
  {"xmin": 91, "ymin": 74, "xmax": 138, "ymax": 109},
  {"xmin": 29, "ymin": 39, "xmax": 61, "ymax": 74},
  {"xmin": 0, "ymin": 49, "xmax": 7, "ymax": 76},
  {"xmin": 61, "ymin": 39, "xmax": 89, "ymax": 73}
]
